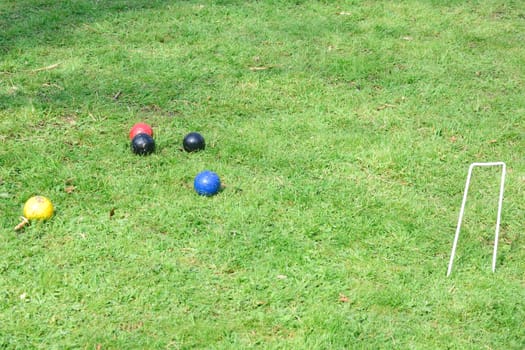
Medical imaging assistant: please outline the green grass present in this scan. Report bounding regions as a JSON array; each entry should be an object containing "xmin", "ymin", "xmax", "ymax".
[{"xmin": 1, "ymin": 0, "xmax": 524, "ymax": 348}]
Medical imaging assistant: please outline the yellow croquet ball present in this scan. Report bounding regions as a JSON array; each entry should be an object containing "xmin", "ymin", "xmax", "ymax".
[{"xmin": 23, "ymin": 196, "xmax": 54, "ymax": 220}]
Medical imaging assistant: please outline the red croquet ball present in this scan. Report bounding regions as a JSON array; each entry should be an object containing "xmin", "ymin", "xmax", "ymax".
[{"xmin": 129, "ymin": 122, "xmax": 153, "ymax": 140}]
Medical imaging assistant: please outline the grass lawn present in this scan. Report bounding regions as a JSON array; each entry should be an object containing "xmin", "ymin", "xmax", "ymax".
[{"xmin": 1, "ymin": 0, "xmax": 524, "ymax": 348}]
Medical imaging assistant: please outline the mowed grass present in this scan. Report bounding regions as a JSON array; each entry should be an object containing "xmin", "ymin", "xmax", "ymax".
[{"xmin": 1, "ymin": 0, "xmax": 524, "ymax": 348}]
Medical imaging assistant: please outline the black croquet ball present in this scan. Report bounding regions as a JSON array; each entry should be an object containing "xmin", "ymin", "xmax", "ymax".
[
  {"xmin": 131, "ymin": 133, "xmax": 155, "ymax": 155},
  {"xmin": 183, "ymin": 132, "xmax": 205, "ymax": 152}
]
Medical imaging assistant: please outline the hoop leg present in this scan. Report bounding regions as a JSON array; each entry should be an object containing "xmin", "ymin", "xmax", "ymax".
[
  {"xmin": 492, "ymin": 162, "xmax": 506, "ymax": 272},
  {"xmin": 447, "ymin": 164, "xmax": 475, "ymax": 277}
]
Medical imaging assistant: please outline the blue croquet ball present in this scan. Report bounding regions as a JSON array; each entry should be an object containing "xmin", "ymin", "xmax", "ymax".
[
  {"xmin": 131, "ymin": 133, "xmax": 155, "ymax": 155},
  {"xmin": 183, "ymin": 132, "xmax": 205, "ymax": 152},
  {"xmin": 194, "ymin": 170, "xmax": 221, "ymax": 196}
]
